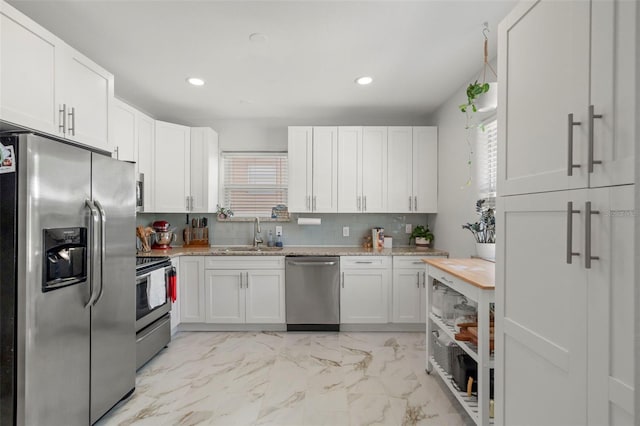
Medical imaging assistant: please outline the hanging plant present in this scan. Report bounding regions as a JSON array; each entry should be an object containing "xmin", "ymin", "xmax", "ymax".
[{"xmin": 459, "ymin": 23, "xmax": 497, "ymax": 188}]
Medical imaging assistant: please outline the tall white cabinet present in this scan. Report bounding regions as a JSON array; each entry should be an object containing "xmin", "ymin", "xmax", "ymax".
[
  {"xmin": 287, "ymin": 126, "xmax": 338, "ymax": 213},
  {"xmin": 496, "ymin": 1, "xmax": 636, "ymax": 424}
]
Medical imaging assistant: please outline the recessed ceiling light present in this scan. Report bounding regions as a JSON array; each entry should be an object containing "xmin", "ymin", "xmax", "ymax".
[
  {"xmin": 186, "ymin": 77, "xmax": 205, "ymax": 86},
  {"xmin": 355, "ymin": 76, "xmax": 373, "ymax": 85},
  {"xmin": 249, "ymin": 33, "xmax": 268, "ymax": 43}
]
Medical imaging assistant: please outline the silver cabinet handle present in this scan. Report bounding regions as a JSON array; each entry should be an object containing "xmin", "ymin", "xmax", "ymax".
[
  {"xmin": 363, "ymin": 196, "xmax": 367, "ymax": 212},
  {"xmin": 414, "ymin": 196, "xmax": 417, "ymax": 211},
  {"xmin": 68, "ymin": 107, "xmax": 75, "ymax": 136},
  {"xmin": 84, "ymin": 199, "xmax": 100, "ymax": 308},
  {"xmin": 567, "ymin": 113, "xmax": 582, "ymax": 176},
  {"xmin": 412, "ymin": 261, "xmax": 423, "ymax": 265},
  {"xmin": 588, "ymin": 105, "xmax": 603, "ymax": 173},
  {"xmin": 409, "ymin": 196, "xmax": 412, "ymax": 211},
  {"xmin": 245, "ymin": 272, "xmax": 249, "ymax": 288},
  {"xmin": 313, "ymin": 196, "xmax": 317, "ymax": 211},
  {"xmin": 93, "ymin": 200, "xmax": 107, "ymax": 305},
  {"xmin": 422, "ymin": 271, "xmax": 426, "ymax": 288},
  {"xmin": 566, "ymin": 201, "xmax": 581, "ymax": 264},
  {"xmin": 240, "ymin": 272, "xmax": 243, "ymax": 288},
  {"xmin": 440, "ymin": 276, "xmax": 453, "ymax": 286},
  {"xmin": 341, "ymin": 272, "xmax": 345, "ymax": 288},
  {"xmin": 357, "ymin": 196, "xmax": 361, "ymax": 211},
  {"xmin": 355, "ymin": 260, "xmax": 373, "ymax": 264},
  {"xmin": 186, "ymin": 197, "xmax": 190, "ymax": 210},
  {"xmin": 585, "ymin": 201, "xmax": 600, "ymax": 269},
  {"xmin": 416, "ymin": 272, "xmax": 420, "ymax": 288},
  {"xmin": 59, "ymin": 104, "xmax": 67, "ymax": 134},
  {"xmin": 190, "ymin": 196, "xmax": 194, "ymax": 211}
]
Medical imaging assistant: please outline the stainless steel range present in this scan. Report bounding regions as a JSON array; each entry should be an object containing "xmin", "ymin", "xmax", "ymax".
[{"xmin": 135, "ymin": 256, "xmax": 174, "ymax": 369}]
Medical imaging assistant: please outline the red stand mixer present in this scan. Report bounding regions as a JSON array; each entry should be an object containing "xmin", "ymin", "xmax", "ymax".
[{"xmin": 151, "ymin": 220, "xmax": 176, "ymax": 250}]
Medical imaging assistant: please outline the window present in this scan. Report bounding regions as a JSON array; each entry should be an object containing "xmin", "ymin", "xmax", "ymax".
[
  {"xmin": 221, "ymin": 152, "xmax": 288, "ymax": 217},
  {"xmin": 477, "ymin": 118, "xmax": 497, "ymax": 200}
]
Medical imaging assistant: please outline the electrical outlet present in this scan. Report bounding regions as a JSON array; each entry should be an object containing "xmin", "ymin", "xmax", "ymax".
[
  {"xmin": 275, "ymin": 226, "xmax": 283, "ymax": 235},
  {"xmin": 343, "ymin": 226, "xmax": 349, "ymax": 237},
  {"xmin": 405, "ymin": 224, "xmax": 412, "ymax": 234}
]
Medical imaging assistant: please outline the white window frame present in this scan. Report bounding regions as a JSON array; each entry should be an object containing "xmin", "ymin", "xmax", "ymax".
[
  {"xmin": 476, "ymin": 116, "xmax": 498, "ymax": 201},
  {"xmin": 219, "ymin": 151, "xmax": 288, "ymax": 218}
]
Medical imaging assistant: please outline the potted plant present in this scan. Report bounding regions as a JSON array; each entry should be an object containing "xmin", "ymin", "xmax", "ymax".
[
  {"xmin": 410, "ymin": 225, "xmax": 434, "ymax": 250},
  {"xmin": 215, "ymin": 204, "xmax": 233, "ymax": 220},
  {"xmin": 462, "ymin": 199, "xmax": 495, "ymax": 259}
]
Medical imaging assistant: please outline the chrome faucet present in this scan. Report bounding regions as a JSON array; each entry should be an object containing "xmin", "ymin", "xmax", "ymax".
[{"xmin": 253, "ymin": 217, "xmax": 263, "ymax": 247}]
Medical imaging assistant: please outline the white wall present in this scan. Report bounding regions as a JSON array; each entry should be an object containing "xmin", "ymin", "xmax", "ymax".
[{"xmin": 429, "ymin": 68, "xmax": 496, "ymax": 258}]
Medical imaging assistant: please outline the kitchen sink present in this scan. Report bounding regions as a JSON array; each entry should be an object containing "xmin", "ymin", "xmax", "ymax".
[{"xmin": 221, "ymin": 246, "xmax": 283, "ymax": 252}]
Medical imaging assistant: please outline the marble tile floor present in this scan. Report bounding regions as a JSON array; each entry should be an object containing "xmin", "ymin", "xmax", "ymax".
[{"xmin": 97, "ymin": 332, "xmax": 470, "ymax": 426}]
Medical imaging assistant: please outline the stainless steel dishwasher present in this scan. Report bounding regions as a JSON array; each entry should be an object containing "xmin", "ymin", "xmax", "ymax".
[{"xmin": 285, "ymin": 256, "xmax": 340, "ymax": 331}]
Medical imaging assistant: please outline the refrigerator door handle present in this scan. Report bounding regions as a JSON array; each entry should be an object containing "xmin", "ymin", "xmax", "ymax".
[
  {"xmin": 93, "ymin": 200, "xmax": 107, "ymax": 306},
  {"xmin": 85, "ymin": 199, "xmax": 100, "ymax": 308}
]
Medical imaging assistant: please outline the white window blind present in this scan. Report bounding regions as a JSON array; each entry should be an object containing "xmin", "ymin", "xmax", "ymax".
[
  {"xmin": 477, "ymin": 119, "xmax": 498, "ymax": 200},
  {"xmin": 221, "ymin": 152, "xmax": 288, "ymax": 217}
]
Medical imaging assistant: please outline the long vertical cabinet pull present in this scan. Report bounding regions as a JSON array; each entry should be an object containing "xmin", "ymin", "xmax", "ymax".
[
  {"xmin": 363, "ymin": 196, "xmax": 367, "ymax": 212},
  {"xmin": 239, "ymin": 272, "xmax": 243, "ymax": 289},
  {"xmin": 587, "ymin": 105, "xmax": 603, "ymax": 173},
  {"xmin": 414, "ymin": 196, "xmax": 418, "ymax": 211},
  {"xmin": 566, "ymin": 202, "xmax": 581, "ymax": 264},
  {"xmin": 585, "ymin": 201, "xmax": 600, "ymax": 269},
  {"xmin": 422, "ymin": 272, "xmax": 426, "ymax": 288},
  {"xmin": 68, "ymin": 107, "xmax": 75, "ymax": 136},
  {"xmin": 408, "ymin": 197, "xmax": 412, "ymax": 211},
  {"xmin": 341, "ymin": 272, "xmax": 345, "ymax": 288},
  {"xmin": 567, "ymin": 113, "xmax": 582, "ymax": 176},
  {"xmin": 58, "ymin": 104, "xmax": 67, "ymax": 134},
  {"xmin": 357, "ymin": 196, "xmax": 361, "ymax": 211},
  {"xmin": 245, "ymin": 272, "xmax": 249, "ymax": 288},
  {"xmin": 416, "ymin": 272, "xmax": 420, "ymax": 288},
  {"xmin": 313, "ymin": 196, "xmax": 317, "ymax": 212},
  {"xmin": 185, "ymin": 197, "xmax": 190, "ymax": 211}
]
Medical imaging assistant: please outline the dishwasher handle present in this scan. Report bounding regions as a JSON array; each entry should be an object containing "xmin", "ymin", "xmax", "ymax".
[{"xmin": 286, "ymin": 261, "xmax": 337, "ymax": 266}]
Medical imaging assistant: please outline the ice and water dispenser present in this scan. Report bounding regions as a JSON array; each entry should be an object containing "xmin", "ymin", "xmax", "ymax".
[{"xmin": 42, "ymin": 227, "xmax": 87, "ymax": 292}]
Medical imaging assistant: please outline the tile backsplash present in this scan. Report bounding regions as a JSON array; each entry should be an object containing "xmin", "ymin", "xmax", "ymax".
[{"xmin": 137, "ymin": 213, "xmax": 433, "ymax": 248}]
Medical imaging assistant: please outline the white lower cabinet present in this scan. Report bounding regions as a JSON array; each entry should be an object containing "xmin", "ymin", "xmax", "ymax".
[
  {"xmin": 340, "ymin": 256, "xmax": 390, "ymax": 324},
  {"xmin": 179, "ymin": 256, "xmax": 205, "ymax": 323},
  {"xmin": 205, "ymin": 256, "xmax": 285, "ymax": 324},
  {"xmin": 392, "ymin": 256, "xmax": 438, "ymax": 323}
]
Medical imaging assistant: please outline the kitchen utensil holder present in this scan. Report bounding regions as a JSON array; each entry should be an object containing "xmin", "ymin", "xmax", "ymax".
[{"xmin": 183, "ymin": 226, "xmax": 209, "ymax": 247}]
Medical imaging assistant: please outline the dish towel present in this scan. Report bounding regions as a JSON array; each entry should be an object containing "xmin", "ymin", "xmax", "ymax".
[
  {"xmin": 168, "ymin": 267, "xmax": 177, "ymax": 303},
  {"xmin": 148, "ymin": 268, "xmax": 167, "ymax": 309}
]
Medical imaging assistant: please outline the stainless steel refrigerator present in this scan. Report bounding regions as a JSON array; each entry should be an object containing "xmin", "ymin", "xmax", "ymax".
[{"xmin": 0, "ymin": 133, "xmax": 136, "ymax": 425}]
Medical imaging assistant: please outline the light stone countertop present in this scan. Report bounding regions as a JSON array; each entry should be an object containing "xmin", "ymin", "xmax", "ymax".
[{"xmin": 137, "ymin": 246, "xmax": 448, "ymax": 258}]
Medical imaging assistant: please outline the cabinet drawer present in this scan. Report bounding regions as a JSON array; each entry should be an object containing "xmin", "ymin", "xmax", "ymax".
[
  {"xmin": 205, "ymin": 256, "xmax": 284, "ymax": 270},
  {"xmin": 341, "ymin": 256, "xmax": 390, "ymax": 269},
  {"xmin": 428, "ymin": 266, "xmax": 481, "ymax": 303},
  {"xmin": 393, "ymin": 256, "xmax": 437, "ymax": 269}
]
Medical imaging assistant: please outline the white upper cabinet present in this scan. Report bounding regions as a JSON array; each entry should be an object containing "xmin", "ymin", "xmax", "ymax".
[
  {"xmin": 0, "ymin": 3, "xmax": 57, "ymax": 135},
  {"xmin": 109, "ymin": 98, "xmax": 137, "ymax": 162},
  {"xmin": 153, "ymin": 120, "xmax": 191, "ymax": 213},
  {"xmin": 498, "ymin": 0, "xmax": 635, "ymax": 196},
  {"xmin": 0, "ymin": 2, "xmax": 113, "ymax": 151},
  {"xmin": 287, "ymin": 126, "xmax": 338, "ymax": 213},
  {"xmin": 337, "ymin": 126, "xmax": 388, "ymax": 213},
  {"xmin": 189, "ymin": 127, "xmax": 219, "ymax": 213},
  {"xmin": 387, "ymin": 126, "xmax": 438, "ymax": 213},
  {"xmin": 136, "ymin": 110, "xmax": 155, "ymax": 212}
]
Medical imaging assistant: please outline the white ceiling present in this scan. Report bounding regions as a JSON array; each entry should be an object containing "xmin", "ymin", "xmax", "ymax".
[{"xmin": 8, "ymin": 0, "xmax": 516, "ymax": 127}]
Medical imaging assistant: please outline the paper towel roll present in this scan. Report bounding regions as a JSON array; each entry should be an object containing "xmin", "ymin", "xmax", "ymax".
[{"xmin": 297, "ymin": 218, "xmax": 321, "ymax": 225}]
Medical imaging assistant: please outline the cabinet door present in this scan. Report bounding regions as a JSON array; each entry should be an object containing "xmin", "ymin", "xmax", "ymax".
[
  {"xmin": 387, "ymin": 127, "xmax": 413, "ymax": 213},
  {"xmin": 496, "ymin": 190, "xmax": 588, "ymax": 425},
  {"xmin": 498, "ymin": 0, "xmax": 590, "ymax": 195},
  {"xmin": 340, "ymin": 269, "xmax": 389, "ymax": 323},
  {"xmin": 153, "ymin": 121, "xmax": 190, "ymax": 212},
  {"xmin": 136, "ymin": 112, "xmax": 155, "ymax": 212},
  {"xmin": 0, "ymin": 4, "xmax": 57, "ymax": 135},
  {"xmin": 190, "ymin": 127, "xmax": 218, "ymax": 213},
  {"xmin": 587, "ymin": 185, "xmax": 634, "ymax": 424},
  {"xmin": 287, "ymin": 127, "xmax": 312, "ymax": 212},
  {"xmin": 589, "ymin": 0, "xmax": 636, "ymax": 188},
  {"xmin": 110, "ymin": 98, "xmax": 136, "ymax": 162},
  {"xmin": 361, "ymin": 127, "xmax": 387, "ymax": 212},
  {"xmin": 312, "ymin": 126, "xmax": 338, "ymax": 212},
  {"xmin": 245, "ymin": 269, "xmax": 285, "ymax": 323},
  {"xmin": 413, "ymin": 127, "xmax": 438, "ymax": 213},
  {"xmin": 392, "ymin": 268, "xmax": 422, "ymax": 323},
  {"xmin": 205, "ymin": 270, "xmax": 244, "ymax": 323},
  {"xmin": 170, "ymin": 257, "xmax": 180, "ymax": 333},
  {"xmin": 337, "ymin": 126, "xmax": 362, "ymax": 213},
  {"xmin": 179, "ymin": 257, "xmax": 205, "ymax": 323},
  {"xmin": 58, "ymin": 44, "xmax": 113, "ymax": 151}
]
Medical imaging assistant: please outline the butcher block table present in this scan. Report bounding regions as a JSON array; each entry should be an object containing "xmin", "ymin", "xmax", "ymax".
[{"xmin": 422, "ymin": 258, "xmax": 495, "ymax": 426}]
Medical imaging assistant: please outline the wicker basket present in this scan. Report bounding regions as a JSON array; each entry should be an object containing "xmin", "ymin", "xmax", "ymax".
[{"xmin": 431, "ymin": 331, "xmax": 465, "ymax": 374}]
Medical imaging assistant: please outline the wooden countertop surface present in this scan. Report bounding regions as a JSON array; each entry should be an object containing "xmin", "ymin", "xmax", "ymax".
[{"xmin": 422, "ymin": 258, "xmax": 495, "ymax": 290}]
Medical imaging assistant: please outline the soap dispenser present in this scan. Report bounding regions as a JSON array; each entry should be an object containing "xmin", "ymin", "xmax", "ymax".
[{"xmin": 275, "ymin": 231, "xmax": 283, "ymax": 248}]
